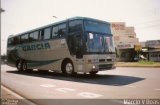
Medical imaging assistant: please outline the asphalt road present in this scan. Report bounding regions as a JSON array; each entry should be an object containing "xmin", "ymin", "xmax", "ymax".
[{"xmin": 1, "ymin": 65, "xmax": 160, "ymax": 105}]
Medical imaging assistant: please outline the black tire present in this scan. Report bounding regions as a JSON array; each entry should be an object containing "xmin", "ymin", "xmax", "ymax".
[
  {"xmin": 22, "ymin": 62, "xmax": 27, "ymax": 71},
  {"xmin": 16, "ymin": 60, "xmax": 23, "ymax": 72},
  {"xmin": 89, "ymin": 71, "xmax": 98, "ymax": 75},
  {"xmin": 62, "ymin": 60, "xmax": 74, "ymax": 76},
  {"xmin": 22, "ymin": 61, "xmax": 32, "ymax": 72}
]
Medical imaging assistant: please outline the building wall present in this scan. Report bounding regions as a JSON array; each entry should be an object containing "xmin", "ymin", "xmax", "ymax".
[
  {"xmin": 149, "ymin": 52, "xmax": 160, "ymax": 62},
  {"xmin": 111, "ymin": 22, "xmax": 140, "ymax": 61},
  {"xmin": 146, "ymin": 40, "xmax": 160, "ymax": 62}
]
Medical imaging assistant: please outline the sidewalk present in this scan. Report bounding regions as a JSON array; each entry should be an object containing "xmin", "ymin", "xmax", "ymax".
[
  {"xmin": 116, "ymin": 62, "xmax": 160, "ymax": 68},
  {"xmin": 1, "ymin": 86, "xmax": 36, "ymax": 105},
  {"xmin": 1, "ymin": 86, "xmax": 18, "ymax": 99}
]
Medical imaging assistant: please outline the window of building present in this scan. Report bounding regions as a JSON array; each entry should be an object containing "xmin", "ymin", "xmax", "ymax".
[
  {"xmin": 121, "ymin": 52, "xmax": 126, "ymax": 58},
  {"xmin": 128, "ymin": 36, "xmax": 134, "ymax": 38}
]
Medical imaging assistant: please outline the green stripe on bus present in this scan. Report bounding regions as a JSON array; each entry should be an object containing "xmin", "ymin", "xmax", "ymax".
[{"xmin": 26, "ymin": 59, "xmax": 61, "ymax": 67}]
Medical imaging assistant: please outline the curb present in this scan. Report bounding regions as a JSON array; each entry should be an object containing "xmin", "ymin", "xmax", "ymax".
[
  {"xmin": 116, "ymin": 66, "xmax": 160, "ymax": 68},
  {"xmin": 1, "ymin": 85, "xmax": 37, "ymax": 105}
]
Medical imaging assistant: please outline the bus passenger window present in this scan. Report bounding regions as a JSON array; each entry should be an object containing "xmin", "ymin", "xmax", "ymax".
[
  {"xmin": 8, "ymin": 38, "xmax": 14, "ymax": 46},
  {"xmin": 29, "ymin": 31, "xmax": 39, "ymax": 42},
  {"xmin": 21, "ymin": 34, "xmax": 29, "ymax": 43},
  {"xmin": 39, "ymin": 30, "xmax": 44, "ymax": 40},
  {"xmin": 13, "ymin": 36, "xmax": 20, "ymax": 45},
  {"xmin": 58, "ymin": 24, "xmax": 66, "ymax": 37},
  {"xmin": 44, "ymin": 27, "xmax": 51, "ymax": 40},
  {"xmin": 52, "ymin": 26, "xmax": 58, "ymax": 38}
]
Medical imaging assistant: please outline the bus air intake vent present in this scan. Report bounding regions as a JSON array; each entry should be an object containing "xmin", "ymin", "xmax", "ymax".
[
  {"xmin": 99, "ymin": 64, "xmax": 112, "ymax": 70},
  {"xmin": 99, "ymin": 59, "xmax": 105, "ymax": 62},
  {"xmin": 106, "ymin": 59, "xmax": 112, "ymax": 61}
]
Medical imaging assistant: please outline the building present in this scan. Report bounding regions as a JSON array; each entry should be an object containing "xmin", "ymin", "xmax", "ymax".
[
  {"xmin": 111, "ymin": 22, "xmax": 141, "ymax": 61},
  {"xmin": 146, "ymin": 40, "xmax": 160, "ymax": 62}
]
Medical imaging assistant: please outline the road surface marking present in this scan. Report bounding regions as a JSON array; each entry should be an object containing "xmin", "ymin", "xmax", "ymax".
[
  {"xmin": 40, "ymin": 84, "xmax": 56, "ymax": 88},
  {"xmin": 56, "ymin": 88, "xmax": 76, "ymax": 93},
  {"xmin": 78, "ymin": 92, "xmax": 102, "ymax": 98}
]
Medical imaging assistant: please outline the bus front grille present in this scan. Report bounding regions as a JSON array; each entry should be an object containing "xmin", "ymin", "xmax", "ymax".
[
  {"xmin": 106, "ymin": 59, "xmax": 112, "ymax": 61},
  {"xmin": 98, "ymin": 64, "xmax": 112, "ymax": 70},
  {"xmin": 99, "ymin": 59, "xmax": 105, "ymax": 62}
]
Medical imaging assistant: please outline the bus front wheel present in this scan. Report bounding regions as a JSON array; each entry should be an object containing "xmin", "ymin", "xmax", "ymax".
[
  {"xmin": 17, "ymin": 60, "xmax": 31, "ymax": 72},
  {"xmin": 62, "ymin": 60, "xmax": 74, "ymax": 76}
]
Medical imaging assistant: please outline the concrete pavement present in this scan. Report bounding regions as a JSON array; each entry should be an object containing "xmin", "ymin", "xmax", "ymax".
[{"xmin": 1, "ymin": 65, "xmax": 160, "ymax": 105}]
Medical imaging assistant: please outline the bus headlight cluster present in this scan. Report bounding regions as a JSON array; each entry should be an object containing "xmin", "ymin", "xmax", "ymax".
[{"xmin": 92, "ymin": 65, "xmax": 96, "ymax": 69}]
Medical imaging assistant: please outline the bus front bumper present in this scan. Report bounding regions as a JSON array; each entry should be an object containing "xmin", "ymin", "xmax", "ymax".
[{"xmin": 87, "ymin": 63, "xmax": 116, "ymax": 72}]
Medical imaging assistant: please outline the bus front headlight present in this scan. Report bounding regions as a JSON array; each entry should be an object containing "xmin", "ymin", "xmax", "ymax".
[{"xmin": 92, "ymin": 65, "xmax": 96, "ymax": 69}]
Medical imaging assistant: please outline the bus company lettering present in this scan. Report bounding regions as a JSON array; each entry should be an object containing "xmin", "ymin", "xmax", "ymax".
[{"xmin": 21, "ymin": 42, "xmax": 50, "ymax": 51}]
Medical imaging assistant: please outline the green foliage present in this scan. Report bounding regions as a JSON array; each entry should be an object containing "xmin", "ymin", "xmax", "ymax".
[{"xmin": 138, "ymin": 61, "xmax": 155, "ymax": 65}]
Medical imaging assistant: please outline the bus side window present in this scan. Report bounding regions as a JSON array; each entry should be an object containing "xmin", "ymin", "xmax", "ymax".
[
  {"xmin": 21, "ymin": 34, "xmax": 29, "ymax": 44},
  {"xmin": 44, "ymin": 27, "xmax": 51, "ymax": 40},
  {"xmin": 39, "ymin": 29, "xmax": 44, "ymax": 40},
  {"xmin": 58, "ymin": 23, "xmax": 66, "ymax": 38},
  {"xmin": 13, "ymin": 36, "xmax": 20, "ymax": 45},
  {"xmin": 8, "ymin": 38, "xmax": 14, "ymax": 46},
  {"xmin": 52, "ymin": 26, "xmax": 58, "ymax": 38},
  {"xmin": 69, "ymin": 20, "xmax": 82, "ymax": 33},
  {"xmin": 29, "ymin": 31, "xmax": 39, "ymax": 42}
]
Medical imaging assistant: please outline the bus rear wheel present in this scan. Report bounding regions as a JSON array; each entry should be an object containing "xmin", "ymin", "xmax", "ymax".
[
  {"xmin": 62, "ymin": 60, "xmax": 74, "ymax": 76},
  {"xmin": 22, "ymin": 62, "xmax": 27, "ymax": 71},
  {"xmin": 17, "ymin": 60, "xmax": 32, "ymax": 72},
  {"xmin": 22, "ymin": 61, "xmax": 32, "ymax": 72},
  {"xmin": 17, "ymin": 61, "xmax": 23, "ymax": 72}
]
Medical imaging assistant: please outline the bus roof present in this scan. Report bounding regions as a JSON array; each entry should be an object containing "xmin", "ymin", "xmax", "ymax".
[{"xmin": 9, "ymin": 17, "xmax": 110, "ymax": 38}]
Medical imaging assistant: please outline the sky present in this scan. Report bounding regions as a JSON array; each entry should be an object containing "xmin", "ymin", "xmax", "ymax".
[{"xmin": 1, "ymin": 0, "xmax": 160, "ymax": 54}]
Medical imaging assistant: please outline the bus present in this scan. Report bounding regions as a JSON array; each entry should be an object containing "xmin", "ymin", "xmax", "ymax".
[{"xmin": 7, "ymin": 17, "xmax": 116, "ymax": 75}]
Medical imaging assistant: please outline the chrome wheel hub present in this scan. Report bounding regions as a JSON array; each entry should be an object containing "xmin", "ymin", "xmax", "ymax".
[{"xmin": 66, "ymin": 63, "xmax": 73, "ymax": 74}]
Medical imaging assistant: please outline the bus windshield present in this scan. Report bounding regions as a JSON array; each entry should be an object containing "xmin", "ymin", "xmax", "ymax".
[
  {"xmin": 86, "ymin": 33, "xmax": 115, "ymax": 53},
  {"xmin": 84, "ymin": 20, "xmax": 111, "ymax": 34}
]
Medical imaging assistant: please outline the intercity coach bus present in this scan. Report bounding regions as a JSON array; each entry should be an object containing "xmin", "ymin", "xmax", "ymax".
[{"xmin": 7, "ymin": 17, "xmax": 116, "ymax": 75}]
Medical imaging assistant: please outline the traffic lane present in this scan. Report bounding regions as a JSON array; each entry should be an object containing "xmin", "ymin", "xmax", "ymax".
[
  {"xmin": 1, "ymin": 65, "xmax": 160, "ymax": 99},
  {"xmin": 102, "ymin": 67, "xmax": 160, "ymax": 79},
  {"xmin": 2, "ymin": 71, "xmax": 145, "ymax": 99},
  {"xmin": 2, "ymin": 65, "xmax": 146, "ymax": 87},
  {"xmin": 101, "ymin": 67, "xmax": 160, "ymax": 91}
]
